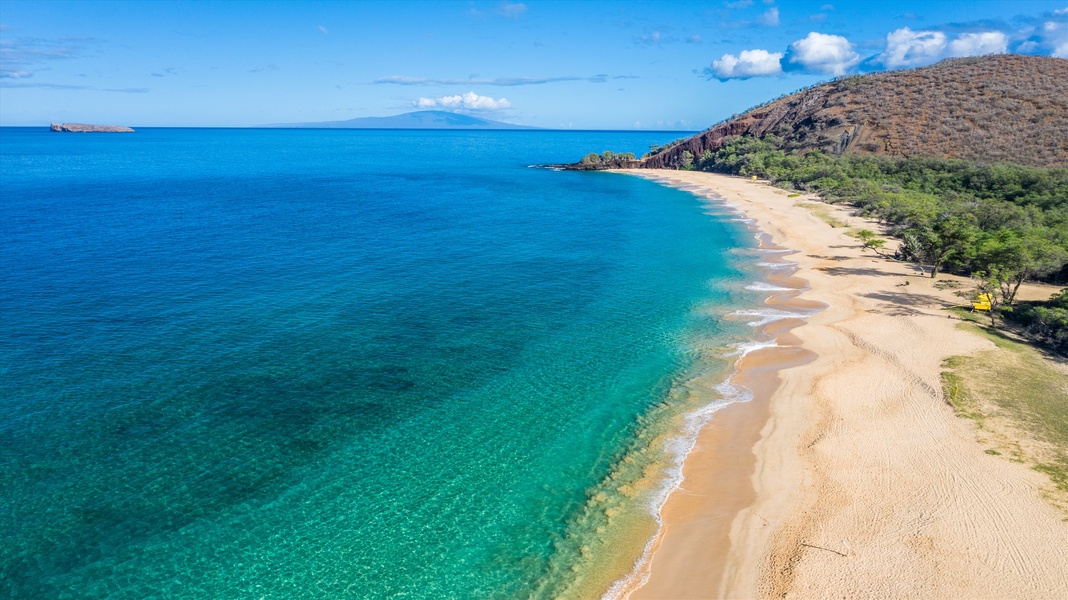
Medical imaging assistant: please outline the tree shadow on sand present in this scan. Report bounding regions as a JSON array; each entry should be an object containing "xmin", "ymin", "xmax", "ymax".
[
  {"xmin": 816, "ymin": 266, "xmax": 898, "ymax": 278},
  {"xmin": 860, "ymin": 291, "xmax": 951, "ymax": 317}
]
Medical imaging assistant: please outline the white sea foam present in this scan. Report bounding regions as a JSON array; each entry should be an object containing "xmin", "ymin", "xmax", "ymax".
[
  {"xmin": 745, "ymin": 281, "xmax": 793, "ymax": 292},
  {"xmin": 603, "ymin": 372, "xmax": 756, "ymax": 600},
  {"xmin": 756, "ymin": 261, "xmax": 796, "ymax": 269},
  {"xmin": 730, "ymin": 308, "xmax": 802, "ymax": 326},
  {"xmin": 725, "ymin": 339, "xmax": 778, "ymax": 357}
]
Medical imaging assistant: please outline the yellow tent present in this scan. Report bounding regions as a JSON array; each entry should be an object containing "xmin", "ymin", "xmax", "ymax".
[{"xmin": 972, "ymin": 293, "xmax": 992, "ymax": 311}]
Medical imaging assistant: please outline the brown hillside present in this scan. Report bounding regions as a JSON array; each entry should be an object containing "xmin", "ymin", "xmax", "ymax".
[{"xmin": 643, "ymin": 54, "xmax": 1068, "ymax": 169}]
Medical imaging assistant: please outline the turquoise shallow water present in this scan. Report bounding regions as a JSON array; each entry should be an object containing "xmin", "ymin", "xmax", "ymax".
[{"xmin": 0, "ymin": 128, "xmax": 762, "ymax": 597}]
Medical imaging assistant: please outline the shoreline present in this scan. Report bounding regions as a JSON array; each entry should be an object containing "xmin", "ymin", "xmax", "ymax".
[
  {"xmin": 634, "ymin": 263, "xmax": 817, "ymax": 599},
  {"xmin": 604, "ymin": 183, "xmax": 821, "ymax": 599},
  {"xmin": 612, "ymin": 170, "xmax": 1068, "ymax": 598}
]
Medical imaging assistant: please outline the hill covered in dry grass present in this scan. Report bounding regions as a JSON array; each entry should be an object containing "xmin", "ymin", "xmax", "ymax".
[{"xmin": 643, "ymin": 55, "xmax": 1068, "ymax": 169}]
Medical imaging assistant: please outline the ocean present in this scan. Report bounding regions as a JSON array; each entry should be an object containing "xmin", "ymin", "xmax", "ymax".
[{"xmin": 0, "ymin": 128, "xmax": 769, "ymax": 598}]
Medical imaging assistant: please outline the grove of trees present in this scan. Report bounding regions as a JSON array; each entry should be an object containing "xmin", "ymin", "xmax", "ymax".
[{"xmin": 690, "ymin": 134, "xmax": 1068, "ymax": 350}]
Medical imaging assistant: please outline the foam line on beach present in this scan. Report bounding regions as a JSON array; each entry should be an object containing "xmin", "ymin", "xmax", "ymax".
[
  {"xmin": 729, "ymin": 308, "xmax": 808, "ymax": 327},
  {"xmin": 756, "ymin": 260, "xmax": 797, "ymax": 269},
  {"xmin": 745, "ymin": 281, "xmax": 794, "ymax": 292},
  {"xmin": 603, "ymin": 171, "xmax": 817, "ymax": 600}
]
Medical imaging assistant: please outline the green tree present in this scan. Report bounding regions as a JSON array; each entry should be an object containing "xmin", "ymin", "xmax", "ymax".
[
  {"xmin": 980, "ymin": 229, "xmax": 1068, "ymax": 304},
  {"xmin": 855, "ymin": 229, "xmax": 889, "ymax": 256},
  {"xmin": 903, "ymin": 215, "xmax": 979, "ymax": 278},
  {"xmin": 680, "ymin": 150, "xmax": 694, "ymax": 171}
]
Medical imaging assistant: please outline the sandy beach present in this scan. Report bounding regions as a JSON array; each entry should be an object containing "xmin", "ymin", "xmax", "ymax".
[{"xmin": 619, "ymin": 170, "xmax": 1068, "ymax": 599}]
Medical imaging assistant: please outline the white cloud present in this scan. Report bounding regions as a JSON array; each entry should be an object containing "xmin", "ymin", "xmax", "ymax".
[
  {"xmin": 1054, "ymin": 7, "xmax": 1068, "ymax": 15},
  {"xmin": 643, "ymin": 31, "xmax": 662, "ymax": 45},
  {"xmin": 1055, "ymin": 41, "xmax": 1068, "ymax": 58},
  {"xmin": 709, "ymin": 49, "xmax": 784, "ymax": 79},
  {"xmin": 877, "ymin": 27, "xmax": 947, "ymax": 68},
  {"xmin": 947, "ymin": 31, "xmax": 1008, "ymax": 57},
  {"xmin": 873, "ymin": 28, "xmax": 1010, "ymax": 69},
  {"xmin": 757, "ymin": 7, "xmax": 779, "ymax": 26},
  {"xmin": 498, "ymin": 2, "xmax": 527, "ymax": 18},
  {"xmin": 415, "ymin": 91, "xmax": 511, "ymax": 111},
  {"xmin": 785, "ymin": 32, "xmax": 860, "ymax": 75}
]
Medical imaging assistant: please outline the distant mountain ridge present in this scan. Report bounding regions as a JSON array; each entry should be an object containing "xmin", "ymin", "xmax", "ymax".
[
  {"xmin": 642, "ymin": 54, "xmax": 1068, "ymax": 169},
  {"xmin": 267, "ymin": 110, "xmax": 536, "ymax": 130}
]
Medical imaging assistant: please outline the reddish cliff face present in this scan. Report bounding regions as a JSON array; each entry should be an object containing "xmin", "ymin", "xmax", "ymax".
[{"xmin": 642, "ymin": 54, "xmax": 1068, "ymax": 169}]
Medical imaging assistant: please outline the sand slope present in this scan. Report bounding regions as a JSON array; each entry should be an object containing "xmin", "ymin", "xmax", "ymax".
[{"xmin": 625, "ymin": 171, "xmax": 1068, "ymax": 599}]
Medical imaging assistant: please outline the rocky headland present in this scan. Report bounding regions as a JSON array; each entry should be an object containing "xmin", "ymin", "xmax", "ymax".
[
  {"xmin": 50, "ymin": 123, "xmax": 135, "ymax": 133},
  {"xmin": 563, "ymin": 54, "xmax": 1068, "ymax": 171}
]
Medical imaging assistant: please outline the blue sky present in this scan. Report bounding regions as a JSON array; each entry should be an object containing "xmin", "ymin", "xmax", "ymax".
[{"xmin": 1, "ymin": 0, "xmax": 1065, "ymax": 129}]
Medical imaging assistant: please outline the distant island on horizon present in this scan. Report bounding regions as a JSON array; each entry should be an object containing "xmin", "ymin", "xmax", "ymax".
[
  {"xmin": 264, "ymin": 110, "xmax": 538, "ymax": 130},
  {"xmin": 50, "ymin": 122, "xmax": 134, "ymax": 133}
]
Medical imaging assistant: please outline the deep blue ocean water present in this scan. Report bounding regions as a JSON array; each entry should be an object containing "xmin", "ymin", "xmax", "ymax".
[{"xmin": 0, "ymin": 128, "xmax": 762, "ymax": 598}]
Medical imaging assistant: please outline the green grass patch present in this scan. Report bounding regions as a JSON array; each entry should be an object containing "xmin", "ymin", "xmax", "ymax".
[
  {"xmin": 942, "ymin": 321, "xmax": 1068, "ymax": 503},
  {"xmin": 940, "ymin": 367, "xmax": 984, "ymax": 424},
  {"xmin": 947, "ymin": 306, "xmax": 987, "ymax": 325},
  {"xmin": 795, "ymin": 201, "xmax": 848, "ymax": 228}
]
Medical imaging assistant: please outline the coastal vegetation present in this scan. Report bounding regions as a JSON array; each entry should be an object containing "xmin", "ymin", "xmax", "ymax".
[
  {"xmin": 581, "ymin": 150, "xmax": 637, "ymax": 167},
  {"xmin": 689, "ymin": 133, "xmax": 1068, "ymax": 350},
  {"xmin": 1002, "ymin": 290, "xmax": 1068, "ymax": 353}
]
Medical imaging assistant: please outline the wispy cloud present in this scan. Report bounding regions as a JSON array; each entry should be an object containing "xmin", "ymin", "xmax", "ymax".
[
  {"xmin": 0, "ymin": 80, "xmax": 148, "ymax": 93},
  {"xmin": 808, "ymin": 4, "xmax": 834, "ymax": 23},
  {"xmin": 415, "ymin": 91, "xmax": 510, "ymax": 111},
  {"xmin": 0, "ymin": 34, "xmax": 94, "ymax": 79},
  {"xmin": 638, "ymin": 29, "xmax": 674, "ymax": 46},
  {"xmin": 150, "ymin": 67, "xmax": 178, "ymax": 78},
  {"xmin": 317, "ymin": 25, "xmax": 329, "ymax": 34},
  {"xmin": 498, "ymin": 2, "xmax": 527, "ymax": 18},
  {"xmin": 375, "ymin": 74, "xmax": 633, "ymax": 86},
  {"xmin": 757, "ymin": 7, "xmax": 779, "ymax": 27},
  {"xmin": 0, "ymin": 80, "xmax": 88, "ymax": 89}
]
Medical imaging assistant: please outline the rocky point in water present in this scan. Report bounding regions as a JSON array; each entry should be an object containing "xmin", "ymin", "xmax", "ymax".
[{"xmin": 50, "ymin": 122, "xmax": 135, "ymax": 133}]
